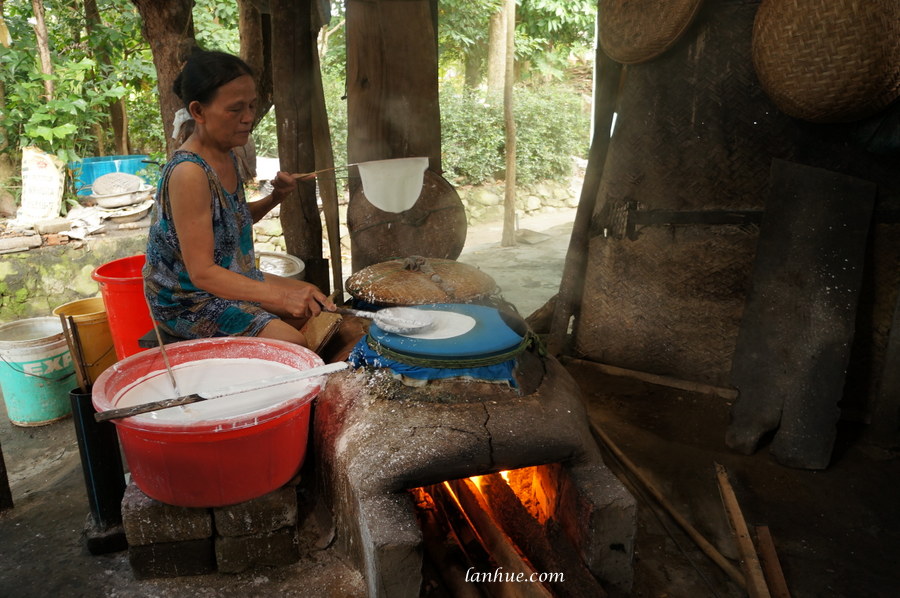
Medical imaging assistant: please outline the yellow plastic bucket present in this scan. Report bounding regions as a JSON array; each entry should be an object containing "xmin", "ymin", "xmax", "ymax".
[{"xmin": 53, "ymin": 297, "xmax": 116, "ymax": 387}]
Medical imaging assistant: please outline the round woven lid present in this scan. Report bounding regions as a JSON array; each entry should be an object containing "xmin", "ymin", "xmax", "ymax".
[
  {"xmin": 91, "ymin": 172, "xmax": 144, "ymax": 196},
  {"xmin": 599, "ymin": 0, "xmax": 705, "ymax": 64},
  {"xmin": 346, "ymin": 257, "xmax": 498, "ymax": 306},
  {"xmin": 752, "ymin": 0, "xmax": 900, "ymax": 123}
]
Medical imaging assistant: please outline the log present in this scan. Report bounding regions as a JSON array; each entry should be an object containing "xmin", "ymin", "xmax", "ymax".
[
  {"xmin": 714, "ymin": 463, "xmax": 771, "ymax": 598},
  {"xmin": 755, "ymin": 526, "xmax": 791, "ymax": 598},
  {"xmin": 448, "ymin": 479, "xmax": 553, "ymax": 598},
  {"xmin": 427, "ymin": 483, "xmax": 521, "ymax": 598},
  {"xmin": 464, "ymin": 475, "xmax": 608, "ymax": 598},
  {"xmin": 414, "ymin": 489, "xmax": 486, "ymax": 598}
]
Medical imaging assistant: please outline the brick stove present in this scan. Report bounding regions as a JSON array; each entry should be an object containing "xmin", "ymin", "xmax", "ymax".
[{"xmin": 314, "ymin": 349, "xmax": 637, "ymax": 597}]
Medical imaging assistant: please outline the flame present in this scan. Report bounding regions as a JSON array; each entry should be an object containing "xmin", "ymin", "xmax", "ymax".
[{"xmin": 499, "ymin": 470, "xmax": 510, "ymax": 482}]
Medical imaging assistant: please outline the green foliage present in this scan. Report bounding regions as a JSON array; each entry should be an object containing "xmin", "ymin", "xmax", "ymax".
[
  {"xmin": 440, "ymin": 85, "xmax": 505, "ymax": 184},
  {"xmin": 0, "ymin": 0, "xmax": 153, "ymax": 166},
  {"xmin": 440, "ymin": 82, "xmax": 590, "ymax": 186},
  {"xmin": 193, "ymin": 0, "xmax": 240, "ymax": 54}
]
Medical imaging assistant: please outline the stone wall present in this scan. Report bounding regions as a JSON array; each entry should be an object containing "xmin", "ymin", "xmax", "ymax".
[{"xmin": 0, "ymin": 232, "xmax": 146, "ymax": 322}]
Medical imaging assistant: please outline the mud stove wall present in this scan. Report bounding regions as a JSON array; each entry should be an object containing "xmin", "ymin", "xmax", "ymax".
[{"xmin": 314, "ymin": 356, "xmax": 637, "ymax": 597}]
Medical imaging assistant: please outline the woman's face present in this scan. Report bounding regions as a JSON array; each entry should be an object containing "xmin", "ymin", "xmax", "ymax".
[{"xmin": 192, "ymin": 74, "xmax": 257, "ymax": 149}]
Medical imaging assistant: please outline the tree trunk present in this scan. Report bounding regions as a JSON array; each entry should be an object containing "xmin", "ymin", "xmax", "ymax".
[
  {"xmin": 464, "ymin": 52, "xmax": 482, "ymax": 88},
  {"xmin": 270, "ymin": 0, "xmax": 327, "ymax": 290},
  {"xmin": 85, "ymin": 0, "xmax": 129, "ymax": 155},
  {"xmin": 30, "ymin": 0, "xmax": 53, "ymax": 100},
  {"xmin": 131, "ymin": 0, "xmax": 195, "ymax": 157},
  {"xmin": 238, "ymin": 0, "xmax": 273, "ymax": 124},
  {"xmin": 346, "ymin": 0, "xmax": 441, "ymax": 172},
  {"xmin": 501, "ymin": 0, "xmax": 516, "ymax": 247},
  {"xmin": 486, "ymin": 7, "xmax": 506, "ymax": 95}
]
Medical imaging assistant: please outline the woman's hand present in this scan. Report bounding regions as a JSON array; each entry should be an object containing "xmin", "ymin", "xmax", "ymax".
[
  {"xmin": 270, "ymin": 171, "xmax": 297, "ymax": 199},
  {"xmin": 267, "ymin": 277, "xmax": 335, "ymax": 319}
]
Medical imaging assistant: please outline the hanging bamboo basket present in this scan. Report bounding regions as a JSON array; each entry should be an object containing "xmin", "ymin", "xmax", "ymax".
[
  {"xmin": 599, "ymin": 0, "xmax": 705, "ymax": 64},
  {"xmin": 752, "ymin": 0, "xmax": 900, "ymax": 123}
]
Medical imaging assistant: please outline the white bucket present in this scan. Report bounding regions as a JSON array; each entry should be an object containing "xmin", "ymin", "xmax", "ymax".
[{"xmin": 258, "ymin": 251, "xmax": 306, "ymax": 280}]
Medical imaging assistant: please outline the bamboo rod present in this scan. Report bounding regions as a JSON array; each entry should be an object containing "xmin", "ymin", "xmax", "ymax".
[
  {"xmin": 590, "ymin": 422, "xmax": 746, "ymax": 588},
  {"xmin": 715, "ymin": 463, "xmax": 771, "ymax": 598}
]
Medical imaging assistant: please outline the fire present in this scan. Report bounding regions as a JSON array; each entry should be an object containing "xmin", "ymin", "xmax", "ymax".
[{"xmin": 466, "ymin": 466, "xmax": 556, "ymax": 525}]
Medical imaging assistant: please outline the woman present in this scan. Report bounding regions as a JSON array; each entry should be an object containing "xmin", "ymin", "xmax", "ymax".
[{"xmin": 144, "ymin": 49, "xmax": 333, "ymax": 348}]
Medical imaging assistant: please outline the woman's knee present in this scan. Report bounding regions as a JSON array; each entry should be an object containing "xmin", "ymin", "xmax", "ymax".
[{"xmin": 258, "ymin": 319, "xmax": 307, "ymax": 347}]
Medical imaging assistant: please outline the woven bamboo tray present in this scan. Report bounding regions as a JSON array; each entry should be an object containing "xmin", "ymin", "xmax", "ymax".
[
  {"xmin": 752, "ymin": 0, "xmax": 900, "ymax": 123},
  {"xmin": 599, "ymin": 0, "xmax": 705, "ymax": 64}
]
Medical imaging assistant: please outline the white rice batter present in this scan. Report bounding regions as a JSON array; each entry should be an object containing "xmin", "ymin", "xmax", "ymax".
[
  {"xmin": 396, "ymin": 310, "xmax": 476, "ymax": 340},
  {"xmin": 114, "ymin": 358, "xmax": 317, "ymax": 423}
]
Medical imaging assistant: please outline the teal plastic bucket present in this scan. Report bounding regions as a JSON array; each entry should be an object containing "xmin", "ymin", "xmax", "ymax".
[{"xmin": 0, "ymin": 317, "xmax": 75, "ymax": 426}]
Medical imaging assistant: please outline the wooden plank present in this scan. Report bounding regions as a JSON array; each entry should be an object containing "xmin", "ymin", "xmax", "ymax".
[
  {"xmin": 715, "ymin": 463, "xmax": 771, "ymax": 598},
  {"xmin": 755, "ymin": 525, "xmax": 792, "ymax": 598},
  {"xmin": 727, "ymin": 159, "xmax": 876, "ymax": 469}
]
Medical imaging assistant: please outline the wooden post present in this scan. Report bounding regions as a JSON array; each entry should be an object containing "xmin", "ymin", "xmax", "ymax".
[
  {"xmin": 271, "ymin": 0, "xmax": 328, "ymax": 290},
  {"xmin": 309, "ymin": 9, "xmax": 342, "ymax": 296},
  {"xmin": 546, "ymin": 51, "xmax": 622, "ymax": 355}
]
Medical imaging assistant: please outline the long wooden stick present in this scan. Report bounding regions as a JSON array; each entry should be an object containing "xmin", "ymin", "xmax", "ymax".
[
  {"xmin": 563, "ymin": 356, "xmax": 739, "ymax": 400},
  {"xmin": 755, "ymin": 526, "xmax": 791, "ymax": 598},
  {"xmin": 715, "ymin": 463, "xmax": 771, "ymax": 598},
  {"xmin": 590, "ymin": 422, "xmax": 746, "ymax": 588}
]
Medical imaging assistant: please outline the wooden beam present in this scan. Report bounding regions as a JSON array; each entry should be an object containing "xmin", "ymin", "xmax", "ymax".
[{"xmin": 715, "ymin": 463, "xmax": 771, "ymax": 598}]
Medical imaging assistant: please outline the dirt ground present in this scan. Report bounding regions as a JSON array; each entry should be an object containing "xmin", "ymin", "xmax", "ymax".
[{"xmin": 2, "ymin": 209, "xmax": 899, "ymax": 597}]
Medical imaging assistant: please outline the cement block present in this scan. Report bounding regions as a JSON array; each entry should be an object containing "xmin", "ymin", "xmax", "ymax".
[
  {"xmin": 128, "ymin": 538, "xmax": 216, "ymax": 580},
  {"xmin": 121, "ymin": 482, "xmax": 212, "ymax": 546},
  {"xmin": 214, "ymin": 527, "xmax": 300, "ymax": 573},
  {"xmin": 213, "ymin": 486, "xmax": 298, "ymax": 537},
  {"xmin": 82, "ymin": 513, "xmax": 127, "ymax": 555}
]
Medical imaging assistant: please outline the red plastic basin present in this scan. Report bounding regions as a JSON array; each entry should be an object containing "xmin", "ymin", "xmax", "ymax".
[{"xmin": 92, "ymin": 337, "xmax": 323, "ymax": 507}]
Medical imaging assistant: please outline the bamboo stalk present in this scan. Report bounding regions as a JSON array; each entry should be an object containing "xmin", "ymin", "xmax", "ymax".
[
  {"xmin": 590, "ymin": 422, "xmax": 747, "ymax": 588},
  {"xmin": 715, "ymin": 463, "xmax": 771, "ymax": 598}
]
